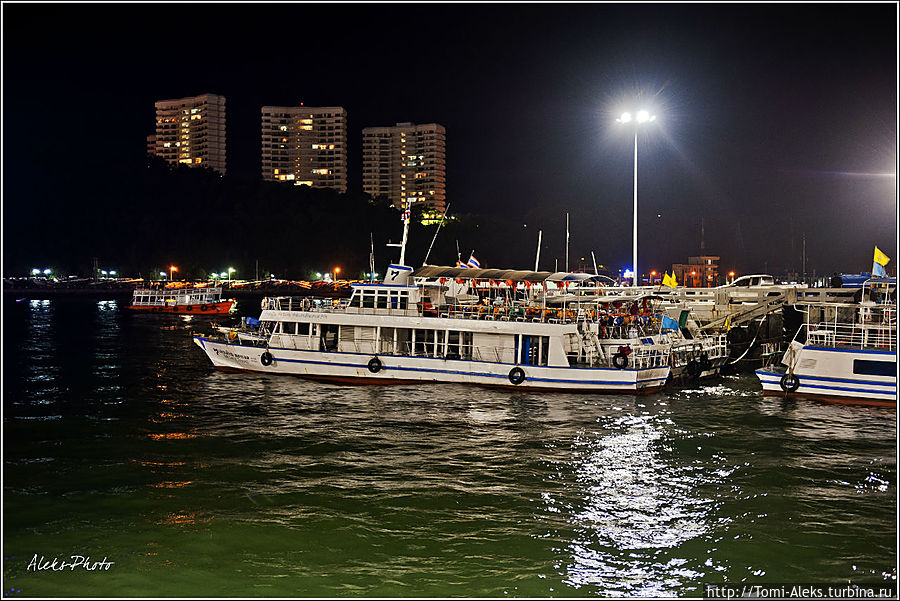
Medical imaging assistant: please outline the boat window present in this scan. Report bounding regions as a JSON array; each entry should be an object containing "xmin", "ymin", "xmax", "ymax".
[
  {"xmin": 521, "ymin": 335, "xmax": 550, "ymax": 366},
  {"xmin": 282, "ymin": 322, "xmax": 297, "ymax": 335},
  {"xmin": 349, "ymin": 292, "xmax": 361, "ymax": 308},
  {"xmin": 852, "ymin": 359, "xmax": 896, "ymax": 377},
  {"xmin": 376, "ymin": 291, "xmax": 388, "ymax": 309},
  {"xmin": 362, "ymin": 290, "xmax": 376, "ymax": 308},
  {"xmin": 298, "ymin": 322, "xmax": 311, "ymax": 335}
]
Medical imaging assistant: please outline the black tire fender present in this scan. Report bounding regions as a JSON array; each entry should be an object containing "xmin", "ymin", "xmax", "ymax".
[
  {"xmin": 367, "ymin": 356, "xmax": 382, "ymax": 373},
  {"xmin": 612, "ymin": 353, "xmax": 629, "ymax": 369},
  {"xmin": 508, "ymin": 366, "xmax": 526, "ymax": 385},
  {"xmin": 780, "ymin": 373, "xmax": 800, "ymax": 393},
  {"xmin": 260, "ymin": 351, "xmax": 274, "ymax": 367}
]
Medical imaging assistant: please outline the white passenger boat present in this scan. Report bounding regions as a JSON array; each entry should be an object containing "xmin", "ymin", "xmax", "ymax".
[
  {"xmin": 192, "ymin": 218, "xmax": 671, "ymax": 393},
  {"xmin": 755, "ymin": 280, "xmax": 896, "ymax": 406}
]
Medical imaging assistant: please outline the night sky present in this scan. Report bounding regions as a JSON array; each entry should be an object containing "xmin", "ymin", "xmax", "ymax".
[{"xmin": 3, "ymin": 2, "xmax": 897, "ymax": 277}]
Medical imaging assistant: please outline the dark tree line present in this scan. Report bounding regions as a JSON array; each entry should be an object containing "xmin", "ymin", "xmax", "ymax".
[{"xmin": 5, "ymin": 157, "xmax": 557, "ymax": 280}]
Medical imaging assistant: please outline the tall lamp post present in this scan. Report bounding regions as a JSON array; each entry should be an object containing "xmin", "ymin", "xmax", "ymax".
[{"xmin": 616, "ymin": 109, "xmax": 656, "ymax": 286}]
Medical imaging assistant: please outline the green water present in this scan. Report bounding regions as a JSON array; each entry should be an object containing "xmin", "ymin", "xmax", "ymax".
[{"xmin": 2, "ymin": 298, "xmax": 896, "ymax": 597}]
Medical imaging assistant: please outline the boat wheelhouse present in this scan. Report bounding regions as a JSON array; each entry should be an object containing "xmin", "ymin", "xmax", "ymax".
[
  {"xmin": 130, "ymin": 285, "xmax": 235, "ymax": 315},
  {"xmin": 755, "ymin": 279, "xmax": 896, "ymax": 406}
]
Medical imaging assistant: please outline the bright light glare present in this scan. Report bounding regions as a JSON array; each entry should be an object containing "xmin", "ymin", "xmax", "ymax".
[
  {"xmin": 617, "ymin": 112, "xmax": 632, "ymax": 123},
  {"xmin": 228, "ymin": 267, "xmax": 235, "ymax": 273},
  {"xmin": 43, "ymin": 269, "xmax": 51, "ymax": 275}
]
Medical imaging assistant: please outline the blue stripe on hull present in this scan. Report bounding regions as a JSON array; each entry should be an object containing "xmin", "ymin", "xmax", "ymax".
[
  {"xmin": 194, "ymin": 337, "xmax": 668, "ymax": 388},
  {"xmin": 756, "ymin": 370, "xmax": 896, "ymax": 388}
]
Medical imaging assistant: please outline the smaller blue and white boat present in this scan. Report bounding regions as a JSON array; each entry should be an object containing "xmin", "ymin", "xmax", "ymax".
[{"xmin": 755, "ymin": 279, "xmax": 896, "ymax": 407}]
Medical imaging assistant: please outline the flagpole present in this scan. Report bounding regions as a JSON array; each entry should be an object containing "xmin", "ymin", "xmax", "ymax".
[
  {"xmin": 535, "ymin": 230, "xmax": 542, "ymax": 272},
  {"xmin": 565, "ymin": 212, "xmax": 570, "ymax": 272}
]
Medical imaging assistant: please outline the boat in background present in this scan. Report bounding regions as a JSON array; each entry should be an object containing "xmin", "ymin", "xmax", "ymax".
[
  {"xmin": 130, "ymin": 285, "xmax": 235, "ymax": 315},
  {"xmin": 755, "ymin": 278, "xmax": 896, "ymax": 406}
]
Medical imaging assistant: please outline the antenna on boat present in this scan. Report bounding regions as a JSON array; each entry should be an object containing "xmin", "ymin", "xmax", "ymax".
[
  {"xmin": 565, "ymin": 212, "xmax": 570, "ymax": 272},
  {"xmin": 534, "ymin": 230, "xmax": 542, "ymax": 271},
  {"xmin": 591, "ymin": 251, "xmax": 598, "ymax": 275},
  {"xmin": 423, "ymin": 202, "xmax": 450, "ymax": 266}
]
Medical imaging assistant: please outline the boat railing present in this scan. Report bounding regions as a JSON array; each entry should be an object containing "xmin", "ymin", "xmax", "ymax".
[
  {"xmin": 805, "ymin": 321, "xmax": 896, "ymax": 351},
  {"xmin": 263, "ymin": 296, "xmax": 352, "ymax": 312}
]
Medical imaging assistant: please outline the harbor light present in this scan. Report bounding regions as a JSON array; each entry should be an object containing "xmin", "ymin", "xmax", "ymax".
[
  {"xmin": 334, "ymin": 267, "xmax": 341, "ymax": 278},
  {"xmin": 220, "ymin": 272, "xmax": 228, "ymax": 278},
  {"xmin": 170, "ymin": 265, "xmax": 178, "ymax": 281},
  {"xmin": 159, "ymin": 271, "xmax": 167, "ymax": 279},
  {"xmin": 616, "ymin": 107, "xmax": 657, "ymax": 286},
  {"xmin": 110, "ymin": 270, "xmax": 116, "ymax": 276},
  {"xmin": 228, "ymin": 267, "xmax": 236, "ymax": 283},
  {"xmin": 31, "ymin": 268, "xmax": 40, "ymax": 276},
  {"xmin": 43, "ymin": 269, "xmax": 51, "ymax": 275}
]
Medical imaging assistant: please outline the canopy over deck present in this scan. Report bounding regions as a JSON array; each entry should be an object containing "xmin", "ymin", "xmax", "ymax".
[{"xmin": 413, "ymin": 265, "xmax": 611, "ymax": 283}]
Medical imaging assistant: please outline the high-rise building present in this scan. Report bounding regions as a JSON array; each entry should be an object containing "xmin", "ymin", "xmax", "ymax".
[
  {"xmin": 146, "ymin": 134, "xmax": 157, "ymax": 157},
  {"xmin": 362, "ymin": 122, "xmax": 446, "ymax": 214},
  {"xmin": 260, "ymin": 106, "xmax": 347, "ymax": 193},
  {"xmin": 153, "ymin": 93, "xmax": 227, "ymax": 174}
]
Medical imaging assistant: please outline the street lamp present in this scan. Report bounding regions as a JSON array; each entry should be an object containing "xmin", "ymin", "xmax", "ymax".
[
  {"xmin": 228, "ymin": 267, "xmax": 235, "ymax": 283},
  {"xmin": 616, "ymin": 109, "xmax": 656, "ymax": 286},
  {"xmin": 170, "ymin": 265, "xmax": 178, "ymax": 282}
]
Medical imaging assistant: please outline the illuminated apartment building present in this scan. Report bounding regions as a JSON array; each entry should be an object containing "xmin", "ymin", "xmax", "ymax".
[
  {"xmin": 153, "ymin": 93, "xmax": 227, "ymax": 174},
  {"xmin": 362, "ymin": 122, "xmax": 446, "ymax": 213},
  {"xmin": 260, "ymin": 106, "xmax": 347, "ymax": 193},
  {"xmin": 146, "ymin": 134, "xmax": 157, "ymax": 157}
]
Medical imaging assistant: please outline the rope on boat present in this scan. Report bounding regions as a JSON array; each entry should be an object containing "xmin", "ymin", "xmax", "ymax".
[{"xmin": 726, "ymin": 322, "xmax": 761, "ymax": 365}]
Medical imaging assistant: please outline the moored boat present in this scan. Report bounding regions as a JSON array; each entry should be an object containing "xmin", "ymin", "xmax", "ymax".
[
  {"xmin": 192, "ymin": 210, "xmax": 671, "ymax": 392},
  {"xmin": 755, "ymin": 279, "xmax": 896, "ymax": 406},
  {"xmin": 130, "ymin": 285, "xmax": 235, "ymax": 315}
]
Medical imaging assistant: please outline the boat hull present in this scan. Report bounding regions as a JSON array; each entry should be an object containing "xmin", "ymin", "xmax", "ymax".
[
  {"xmin": 129, "ymin": 300, "xmax": 235, "ymax": 315},
  {"xmin": 755, "ymin": 346, "xmax": 896, "ymax": 407},
  {"xmin": 193, "ymin": 336, "xmax": 670, "ymax": 394}
]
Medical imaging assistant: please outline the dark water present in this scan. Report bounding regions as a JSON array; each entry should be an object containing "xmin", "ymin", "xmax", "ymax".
[{"xmin": 2, "ymin": 298, "xmax": 896, "ymax": 597}]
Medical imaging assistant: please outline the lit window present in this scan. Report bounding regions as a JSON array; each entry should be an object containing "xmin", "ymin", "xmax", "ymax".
[
  {"xmin": 280, "ymin": 125, "xmax": 288, "ymax": 132},
  {"xmin": 274, "ymin": 169, "xmax": 279, "ymax": 175}
]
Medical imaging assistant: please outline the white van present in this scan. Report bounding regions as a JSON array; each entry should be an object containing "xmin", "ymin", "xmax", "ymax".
[{"xmin": 722, "ymin": 274, "xmax": 775, "ymax": 288}]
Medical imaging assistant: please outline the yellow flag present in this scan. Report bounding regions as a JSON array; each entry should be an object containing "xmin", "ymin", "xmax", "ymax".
[
  {"xmin": 874, "ymin": 246, "xmax": 891, "ymax": 266},
  {"xmin": 662, "ymin": 272, "xmax": 677, "ymax": 288}
]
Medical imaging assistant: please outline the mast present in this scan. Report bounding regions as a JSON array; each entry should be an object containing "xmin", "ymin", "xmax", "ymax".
[
  {"xmin": 369, "ymin": 232, "xmax": 375, "ymax": 282},
  {"xmin": 534, "ymin": 230, "xmax": 542, "ymax": 271},
  {"xmin": 565, "ymin": 212, "xmax": 570, "ymax": 272}
]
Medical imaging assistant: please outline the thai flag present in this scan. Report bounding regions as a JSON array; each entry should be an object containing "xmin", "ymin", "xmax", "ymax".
[
  {"xmin": 467, "ymin": 254, "xmax": 480, "ymax": 269},
  {"xmin": 456, "ymin": 261, "xmax": 469, "ymax": 269}
]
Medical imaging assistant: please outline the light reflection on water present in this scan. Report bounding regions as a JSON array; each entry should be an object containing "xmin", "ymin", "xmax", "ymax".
[{"xmin": 2, "ymin": 298, "xmax": 896, "ymax": 597}]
